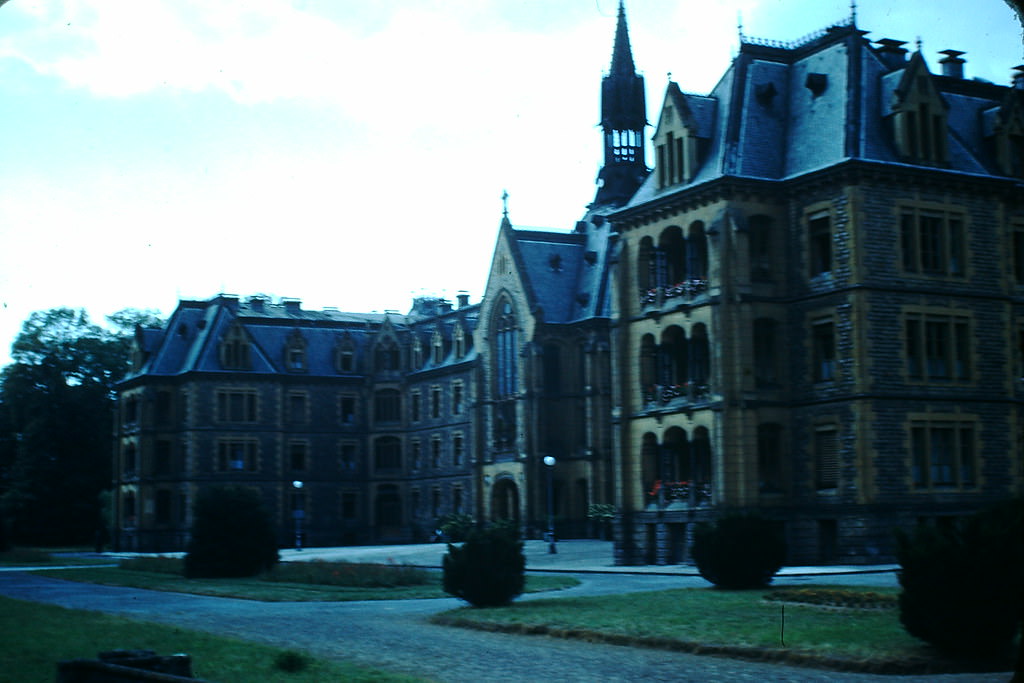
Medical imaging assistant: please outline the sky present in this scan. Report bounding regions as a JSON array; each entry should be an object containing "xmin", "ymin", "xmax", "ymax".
[{"xmin": 0, "ymin": 0, "xmax": 1021, "ymax": 365}]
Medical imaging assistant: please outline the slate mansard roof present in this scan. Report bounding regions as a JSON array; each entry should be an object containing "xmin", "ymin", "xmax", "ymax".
[
  {"xmin": 124, "ymin": 293, "xmax": 480, "ymax": 381},
  {"xmin": 502, "ymin": 213, "xmax": 617, "ymax": 326},
  {"xmin": 625, "ymin": 19, "xmax": 1023, "ymax": 209}
]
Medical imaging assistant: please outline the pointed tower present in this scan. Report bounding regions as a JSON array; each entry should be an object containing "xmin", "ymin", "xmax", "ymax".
[{"xmin": 594, "ymin": 1, "xmax": 648, "ymax": 208}]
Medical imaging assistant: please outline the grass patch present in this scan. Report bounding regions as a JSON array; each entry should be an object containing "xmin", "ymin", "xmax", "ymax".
[
  {"xmin": 0, "ymin": 595, "xmax": 419, "ymax": 682},
  {"xmin": 431, "ymin": 585, "xmax": 1011, "ymax": 674},
  {"xmin": 0, "ymin": 548, "xmax": 114, "ymax": 567},
  {"xmin": 39, "ymin": 561, "xmax": 578, "ymax": 602}
]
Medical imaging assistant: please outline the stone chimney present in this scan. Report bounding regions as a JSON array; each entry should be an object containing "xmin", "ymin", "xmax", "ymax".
[
  {"xmin": 939, "ymin": 50, "xmax": 966, "ymax": 79},
  {"xmin": 875, "ymin": 39, "xmax": 908, "ymax": 70},
  {"xmin": 1014, "ymin": 65, "xmax": 1024, "ymax": 89},
  {"xmin": 457, "ymin": 291, "xmax": 470, "ymax": 308}
]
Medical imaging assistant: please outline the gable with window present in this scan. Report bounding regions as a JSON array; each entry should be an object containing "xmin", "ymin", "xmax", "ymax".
[
  {"xmin": 335, "ymin": 334, "xmax": 356, "ymax": 373},
  {"xmin": 890, "ymin": 53, "xmax": 949, "ymax": 164},
  {"xmin": 285, "ymin": 329, "xmax": 308, "ymax": 371},
  {"xmin": 219, "ymin": 323, "xmax": 252, "ymax": 370}
]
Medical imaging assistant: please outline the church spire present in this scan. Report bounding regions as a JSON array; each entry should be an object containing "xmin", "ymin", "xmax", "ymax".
[{"xmin": 594, "ymin": 1, "xmax": 648, "ymax": 208}]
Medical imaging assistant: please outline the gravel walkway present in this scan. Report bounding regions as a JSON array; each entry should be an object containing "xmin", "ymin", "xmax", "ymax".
[{"xmin": 0, "ymin": 572, "xmax": 1013, "ymax": 683}]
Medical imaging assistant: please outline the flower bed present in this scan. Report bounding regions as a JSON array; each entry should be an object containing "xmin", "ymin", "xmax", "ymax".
[{"xmin": 764, "ymin": 588, "xmax": 897, "ymax": 610}]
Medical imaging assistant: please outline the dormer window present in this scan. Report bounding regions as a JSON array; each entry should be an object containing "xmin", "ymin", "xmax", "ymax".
[
  {"xmin": 453, "ymin": 325, "xmax": 466, "ymax": 359},
  {"xmin": 375, "ymin": 337, "xmax": 400, "ymax": 372},
  {"xmin": 891, "ymin": 55, "xmax": 949, "ymax": 165},
  {"xmin": 991, "ymin": 83, "xmax": 1024, "ymax": 178},
  {"xmin": 219, "ymin": 324, "xmax": 251, "ymax": 370},
  {"xmin": 412, "ymin": 338, "xmax": 424, "ymax": 368},
  {"xmin": 335, "ymin": 336, "xmax": 355, "ymax": 373},
  {"xmin": 285, "ymin": 329, "xmax": 307, "ymax": 372},
  {"xmin": 431, "ymin": 329, "xmax": 445, "ymax": 365}
]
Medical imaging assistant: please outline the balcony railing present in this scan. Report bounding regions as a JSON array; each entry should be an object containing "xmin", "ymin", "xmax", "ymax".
[
  {"xmin": 643, "ymin": 382, "xmax": 710, "ymax": 407},
  {"xmin": 645, "ymin": 480, "xmax": 713, "ymax": 509},
  {"xmin": 639, "ymin": 279, "xmax": 709, "ymax": 309}
]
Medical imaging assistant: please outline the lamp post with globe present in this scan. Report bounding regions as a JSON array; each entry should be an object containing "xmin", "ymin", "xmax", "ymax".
[{"xmin": 543, "ymin": 455, "xmax": 557, "ymax": 554}]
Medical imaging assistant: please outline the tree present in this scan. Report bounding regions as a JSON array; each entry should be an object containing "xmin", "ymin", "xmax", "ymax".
[
  {"xmin": 184, "ymin": 486, "xmax": 279, "ymax": 578},
  {"xmin": 0, "ymin": 307, "xmax": 161, "ymax": 545}
]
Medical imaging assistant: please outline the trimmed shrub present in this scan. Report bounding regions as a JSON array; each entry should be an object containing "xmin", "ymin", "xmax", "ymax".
[
  {"xmin": 896, "ymin": 498, "xmax": 1024, "ymax": 660},
  {"xmin": 691, "ymin": 514, "xmax": 786, "ymax": 589},
  {"xmin": 184, "ymin": 486, "xmax": 279, "ymax": 578},
  {"xmin": 442, "ymin": 523, "xmax": 525, "ymax": 607},
  {"xmin": 436, "ymin": 513, "xmax": 476, "ymax": 543}
]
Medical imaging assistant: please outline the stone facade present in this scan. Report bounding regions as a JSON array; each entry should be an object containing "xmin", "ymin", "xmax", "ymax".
[{"xmin": 114, "ymin": 5, "xmax": 1024, "ymax": 562}]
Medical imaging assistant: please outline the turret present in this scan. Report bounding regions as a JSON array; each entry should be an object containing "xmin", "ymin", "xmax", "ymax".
[{"xmin": 594, "ymin": 1, "xmax": 648, "ymax": 208}]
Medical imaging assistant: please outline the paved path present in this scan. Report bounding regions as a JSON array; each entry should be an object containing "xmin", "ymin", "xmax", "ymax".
[{"xmin": 1, "ymin": 542, "xmax": 1012, "ymax": 682}]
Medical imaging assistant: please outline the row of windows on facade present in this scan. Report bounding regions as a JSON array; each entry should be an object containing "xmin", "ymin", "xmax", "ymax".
[
  {"xmin": 121, "ymin": 434, "xmax": 467, "ymax": 476},
  {"xmin": 218, "ymin": 324, "xmax": 470, "ymax": 373},
  {"xmin": 637, "ymin": 310, "xmax": 974, "ymax": 404},
  {"xmin": 123, "ymin": 383, "xmax": 468, "ymax": 427},
  {"xmin": 636, "ymin": 208, "xmax": 981, "ymax": 299},
  {"xmin": 121, "ymin": 488, "xmax": 371, "ymax": 528},
  {"xmin": 638, "ymin": 418, "xmax": 981, "ymax": 503}
]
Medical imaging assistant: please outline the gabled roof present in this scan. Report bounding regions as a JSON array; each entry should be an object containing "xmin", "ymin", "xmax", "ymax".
[
  {"xmin": 122, "ymin": 294, "xmax": 479, "ymax": 381},
  {"xmin": 619, "ymin": 18, "xmax": 1021, "ymax": 212}
]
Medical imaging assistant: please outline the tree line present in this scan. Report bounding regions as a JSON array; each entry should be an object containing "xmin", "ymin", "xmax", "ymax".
[{"xmin": 0, "ymin": 307, "xmax": 161, "ymax": 547}]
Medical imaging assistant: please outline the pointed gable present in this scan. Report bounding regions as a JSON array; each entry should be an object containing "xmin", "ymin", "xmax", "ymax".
[{"xmin": 888, "ymin": 52, "xmax": 950, "ymax": 164}]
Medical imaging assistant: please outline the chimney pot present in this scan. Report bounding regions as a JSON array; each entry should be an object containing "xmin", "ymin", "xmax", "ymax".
[
  {"xmin": 939, "ymin": 49, "xmax": 966, "ymax": 79},
  {"xmin": 875, "ymin": 39, "xmax": 908, "ymax": 70}
]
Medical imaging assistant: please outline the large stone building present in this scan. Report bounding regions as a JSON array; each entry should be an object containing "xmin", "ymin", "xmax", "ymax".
[{"xmin": 114, "ymin": 3, "xmax": 1024, "ymax": 563}]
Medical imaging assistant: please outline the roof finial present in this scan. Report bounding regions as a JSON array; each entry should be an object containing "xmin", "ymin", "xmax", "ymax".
[
  {"xmin": 737, "ymin": 10, "xmax": 744, "ymax": 41},
  {"xmin": 850, "ymin": 0, "xmax": 857, "ymax": 24},
  {"xmin": 915, "ymin": 35, "xmax": 923, "ymax": 52},
  {"xmin": 501, "ymin": 189, "xmax": 509, "ymax": 218}
]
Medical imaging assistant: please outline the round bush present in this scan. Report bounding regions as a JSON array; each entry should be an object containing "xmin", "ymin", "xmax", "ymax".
[
  {"xmin": 184, "ymin": 485, "xmax": 279, "ymax": 578},
  {"xmin": 691, "ymin": 514, "xmax": 786, "ymax": 589},
  {"xmin": 442, "ymin": 523, "xmax": 525, "ymax": 607},
  {"xmin": 896, "ymin": 498, "xmax": 1023, "ymax": 660}
]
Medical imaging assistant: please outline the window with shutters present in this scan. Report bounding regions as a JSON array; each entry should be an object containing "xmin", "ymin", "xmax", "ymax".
[
  {"xmin": 814, "ymin": 427, "xmax": 839, "ymax": 492},
  {"xmin": 910, "ymin": 419, "xmax": 977, "ymax": 491}
]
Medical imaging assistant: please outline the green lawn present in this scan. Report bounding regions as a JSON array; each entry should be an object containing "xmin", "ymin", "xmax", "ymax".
[
  {"xmin": 0, "ymin": 596, "xmax": 421, "ymax": 683},
  {"xmin": 38, "ymin": 565, "xmax": 578, "ymax": 601},
  {"xmin": 432, "ymin": 585, "xmax": 1013, "ymax": 674}
]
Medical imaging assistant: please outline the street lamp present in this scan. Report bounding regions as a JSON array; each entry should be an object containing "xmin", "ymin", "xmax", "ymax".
[
  {"xmin": 292, "ymin": 480, "xmax": 304, "ymax": 551},
  {"xmin": 543, "ymin": 455, "xmax": 557, "ymax": 554}
]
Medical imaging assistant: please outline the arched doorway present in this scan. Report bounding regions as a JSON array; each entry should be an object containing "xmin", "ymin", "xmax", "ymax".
[{"xmin": 490, "ymin": 477, "xmax": 519, "ymax": 526}]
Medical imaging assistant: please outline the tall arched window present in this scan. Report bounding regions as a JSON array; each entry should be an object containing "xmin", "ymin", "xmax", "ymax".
[
  {"xmin": 640, "ymin": 334, "xmax": 657, "ymax": 400},
  {"xmin": 687, "ymin": 222, "xmax": 708, "ymax": 280},
  {"xmin": 689, "ymin": 323, "xmax": 711, "ymax": 393},
  {"xmin": 659, "ymin": 226, "xmax": 685, "ymax": 285},
  {"xmin": 493, "ymin": 299, "xmax": 519, "ymax": 449},
  {"xmin": 637, "ymin": 236, "xmax": 656, "ymax": 293},
  {"xmin": 659, "ymin": 326, "xmax": 688, "ymax": 389}
]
